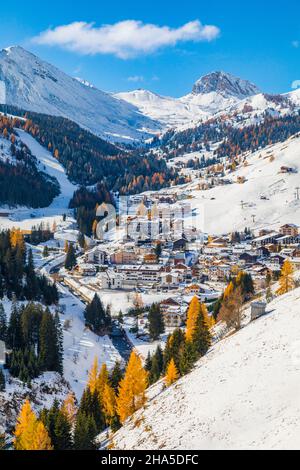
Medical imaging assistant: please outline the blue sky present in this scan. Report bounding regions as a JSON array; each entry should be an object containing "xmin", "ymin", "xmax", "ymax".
[{"xmin": 1, "ymin": 0, "xmax": 300, "ymax": 96}]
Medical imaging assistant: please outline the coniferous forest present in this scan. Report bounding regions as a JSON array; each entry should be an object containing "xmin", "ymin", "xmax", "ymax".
[
  {"xmin": 0, "ymin": 229, "xmax": 58, "ymax": 304},
  {"xmin": 0, "ymin": 116, "xmax": 60, "ymax": 208}
]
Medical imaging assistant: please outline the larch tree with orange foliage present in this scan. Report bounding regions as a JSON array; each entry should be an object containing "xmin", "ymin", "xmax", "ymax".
[
  {"xmin": 117, "ymin": 351, "xmax": 148, "ymax": 424},
  {"xmin": 31, "ymin": 421, "xmax": 53, "ymax": 451},
  {"xmin": 277, "ymin": 260, "xmax": 295, "ymax": 295},
  {"xmin": 185, "ymin": 296, "xmax": 201, "ymax": 342},
  {"xmin": 165, "ymin": 358, "xmax": 179, "ymax": 387},
  {"xmin": 102, "ymin": 383, "xmax": 117, "ymax": 427},
  {"xmin": 88, "ymin": 357, "xmax": 99, "ymax": 394},
  {"xmin": 61, "ymin": 392, "xmax": 77, "ymax": 427},
  {"xmin": 14, "ymin": 400, "xmax": 53, "ymax": 451}
]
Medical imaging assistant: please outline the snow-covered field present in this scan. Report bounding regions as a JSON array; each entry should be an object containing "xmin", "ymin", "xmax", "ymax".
[
  {"xmin": 113, "ymin": 287, "xmax": 300, "ymax": 450},
  {"xmin": 151, "ymin": 134, "xmax": 300, "ymax": 235}
]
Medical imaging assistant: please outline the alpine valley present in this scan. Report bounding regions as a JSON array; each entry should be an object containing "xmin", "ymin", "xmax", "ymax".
[{"xmin": 0, "ymin": 44, "xmax": 300, "ymax": 452}]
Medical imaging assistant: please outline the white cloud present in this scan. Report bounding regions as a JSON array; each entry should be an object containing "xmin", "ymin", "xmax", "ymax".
[
  {"xmin": 292, "ymin": 80, "xmax": 300, "ymax": 89},
  {"xmin": 32, "ymin": 19, "xmax": 220, "ymax": 59},
  {"xmin": 127, "ymin": 75, "xmax": 144, "ymax": 82}
]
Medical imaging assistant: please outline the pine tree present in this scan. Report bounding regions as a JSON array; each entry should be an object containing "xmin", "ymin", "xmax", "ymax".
[
  {"xmin": 191, "ymin": 306, "xmax": 211, "ymax": 358},
  {"xmin": 84, "ymin": 294, "xmax": 111, "ymax": 334},
  {"xmin": 25, "ymin": 249, "xmax": 39, "ymax": 300},
  {"xmin": 163, "ymin": 329, "xmax": 185, "ymax": 373},
  {"xmin": 117, "ymin": 351, "xmax": 148, "ymax": 423},
  {"xmin": 277, "ymin": 260, "xmax": 295, "ymax": 295},
  {"xmin": 54, "ymin": 312, "xmax": 63, "ymax": 374},
  {"xmin": 39, "ymin": 309, "xmax": 61, "ymax": 373},
  {"xmin": 64, "ymin": 243, "xmax": 77, "ymax": 271},
  {"xmin": 6, "ymin": 302, "xmax": 23, "ymax": 350},
  {"xmin": 110, "ymin": 361, "xmax": 124, "ymax": 392},
  {"xmin": 165, "ymin": 359, "xmax": 179, "ymax": 387},
  {"xmin": 0, "ymin": 368, "xmax": 5, "ymax": 392},
  {"xmin": 145, "ymin": 352, "xmax": 152, "ymax": 372},
  {"xmin": 78, "ymin": 388, "xmax": 104, "ymax": 431},
  {"xmin": 0, "ymin": 304, "xmax": 7, "ymax": 342},
  {"xmin": 53, "ymin": 411, "xmax": 73, "ymax": 450},
  {"xmin": 73, "ymin": 412, "xmax": 97, "ymax": 450},
  {"xmin": 42, "ymin": 246, "xmax": 49, "ymax": 258},
  {"xmin": 148, "ymin": 303, "xmax": 165, "ymax": 341}
]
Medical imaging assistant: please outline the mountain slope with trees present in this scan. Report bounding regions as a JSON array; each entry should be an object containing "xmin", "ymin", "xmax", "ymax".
[{"xmin": 112, "ymin": 287, "xmax": 300, "ymax": 450}]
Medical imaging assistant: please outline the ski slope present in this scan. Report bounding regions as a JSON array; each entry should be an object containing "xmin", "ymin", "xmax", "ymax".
[
  {"xmin": 159, "ymin": 134, "xmax": 300, "ymax": 235},
  {"xmin": 113, "ymin": 286, "xmax": 300, "ymax": 450}
]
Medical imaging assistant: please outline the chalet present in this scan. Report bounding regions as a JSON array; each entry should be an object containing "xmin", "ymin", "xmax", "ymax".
[
  {"xmin": 173, "ymin": 237, "xmax": 188, "ymax": 251},
  {"xmin": 239, "ymin": 252, "xmax": 258, "ymax": 264},
  {"xmin": 77, "ymin": 263, "xmax": 97, "ymax": 276},
  {"xmin": 257, "ymin": 246, "xmax": 271, "ymax": 258},
  {"xmin": 159, "ymin": 298, "xmax": 187, "ymax": 328},
  {"xmin": 160, "ymin": 272, "xmax": 180, "ymax": 288},
  {"xmin": 268, "ymin": 253, "xmax": 286, "ymax": 268},
  {"xmin": 279, "ymin": 224, "xmax": 299, "ymax": 237},
  {"xmin": 110, "ymin": 250, "xmax": 138, "ymax": 265}
]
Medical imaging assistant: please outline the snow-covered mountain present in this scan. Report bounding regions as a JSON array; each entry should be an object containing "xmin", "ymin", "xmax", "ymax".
[
  {"xmin": 112, "ymin": 286, "xmax": 300, "ymax": 450},
  {"xmin": 0, "ymin": 46, "xmax": 160, "ymax": 143},
  {"xmin": 115, "ymin": 89, "xmax": 208, "ymax": 129},
  {"xmin": 117, "ymin": 72, "xmax": 262, "ymax": 129},
  {"xmin": 192, "ymin": 71, "xmax": 260, "ymax": 98}
]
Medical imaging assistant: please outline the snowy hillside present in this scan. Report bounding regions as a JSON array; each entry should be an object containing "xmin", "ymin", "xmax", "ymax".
[
  {"xmin": 0, "ymin": 46, "xmax": 160, "ymax": 143},
  {"xmin": 112, "ymin": 286, "xmax": 300, "ymax": 450},
  {"xmin": 0, "ymin": 129, "xmax": 76, "ymax": 232},
  {"xmin": 115, "ymin": 89, "xmax": 208, "ymax": 129},
  {"xmin": 157, "ymin": 133, "xmax": 300, "ymax": 235}
]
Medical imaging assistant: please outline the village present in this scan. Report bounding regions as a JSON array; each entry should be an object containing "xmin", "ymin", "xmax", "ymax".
[{"xmin": 40, "ymin": 189, "xmax": 300, "ymax": 345}]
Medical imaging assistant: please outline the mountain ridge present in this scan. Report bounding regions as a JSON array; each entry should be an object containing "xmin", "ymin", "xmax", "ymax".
[{"xmin": 0, "ymin": 45, "xmax": 160, "ymax": 143}]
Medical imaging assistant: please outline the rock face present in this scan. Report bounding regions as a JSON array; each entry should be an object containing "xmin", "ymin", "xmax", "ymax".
[
  {"xmin": 0, "ymin": 46, "xmax": 160, "ymax": 143},
  {"xmin": 192, "ymin": 71, "xmax": 260, "ymax": 98}
]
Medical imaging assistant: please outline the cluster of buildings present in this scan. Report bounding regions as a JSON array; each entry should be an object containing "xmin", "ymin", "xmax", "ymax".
[{"xmin": 62, "ymin": 192, "xmax": 300, "ymax": 331}]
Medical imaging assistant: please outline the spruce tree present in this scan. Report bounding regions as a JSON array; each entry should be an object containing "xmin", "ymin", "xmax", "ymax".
[
  {"xmin": 39, "ymin": 310, "xmax": 61, "ymax": 373},
  {"xmin": 110, "ymin": 361, "xmax": 124, "ymax": 392},
  {"xmin": 84, "ymin": 294, "xmax": 111, "ymax": 334},
  {"xmin": 0, "ymin": 368, "xmax": 5, "ymax": 392},
  {"xmin": 64, "ymin": 243, "xmax": 77, "ymax": 271},
  {"xmin": 6, "ymin": 303, "xmax": 23, "ymax": 350},
  {"xmin": 73, "ymin": 412, "xmax": 97, "ymax": 450},
  {"xmin": 191, "ymin": 308, "xmax": 211, "ymax": 358},
  {"xmin": 53, "ymin": 411, "xmax": 73, "ymax": 450},
  {"xmin": 0, "ymin": 304, "xmax": 7, "ymax": 342},
  {"xmin": 148, "ymin": 303, "xmax": 165, "ymax": 341}
]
